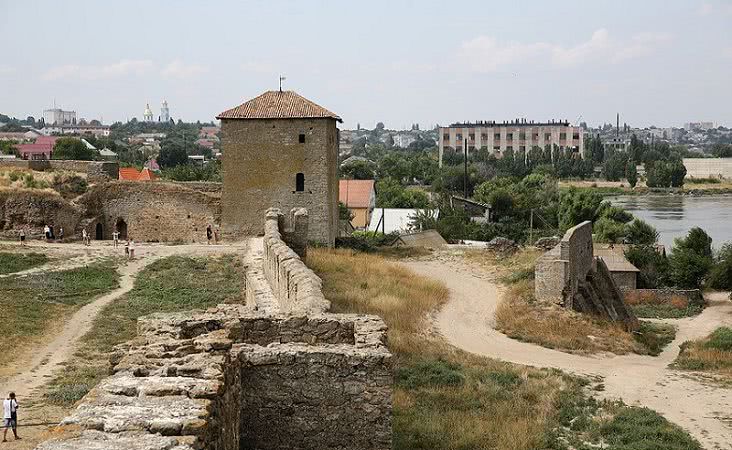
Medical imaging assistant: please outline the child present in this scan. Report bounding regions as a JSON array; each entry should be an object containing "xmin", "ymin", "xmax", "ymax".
[{"xmin": 2, "ymin": 392, "xmax": 20, "ymax": 442}]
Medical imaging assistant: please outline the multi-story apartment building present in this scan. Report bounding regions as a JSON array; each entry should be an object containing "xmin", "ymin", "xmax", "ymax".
[
  {"xmin": 438, "ymin": 119, "xmax": 583, "ymax": 167},
  {"xmin": 43, "ymin": 108, "xmax": 76, "ymax": 125}
]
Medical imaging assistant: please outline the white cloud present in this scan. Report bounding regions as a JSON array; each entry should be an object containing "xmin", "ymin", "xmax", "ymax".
[
  {"xmin": 458, "ymin": 29, "xmax": 671, "ymax": 73},
  {"xmin": 161, "ymin": 60, "xmax": 208, "ymax": 79},
  {"xmin": 42, "ymin": 59, "xmax": 153, "ymax": 81}
]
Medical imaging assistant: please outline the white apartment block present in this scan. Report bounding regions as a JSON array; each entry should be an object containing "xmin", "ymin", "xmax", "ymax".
[
  {"xmin": 43, "ymin": 108, "xmax": 76, "ymax": 125},
  {"xmin": 438, "ymin": 119, "xmax": 583, "ymax": 166}
]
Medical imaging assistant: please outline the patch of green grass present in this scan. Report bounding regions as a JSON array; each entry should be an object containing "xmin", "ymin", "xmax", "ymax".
[
  {"xmin": 631, "ymin": 303, "xmax": 704, "ymax": 319},
  {"xmin": 598, "ymin": 407, "xmax": 701, "ymax": 449},
  {"xmin": 633, "ymin": 322, "xmax": 677, "ymax": 356},
  {"xmin": 703, "ymin": 327, "xmax": 732, "ymax": 351},
  {"xmin": 0, "ymin": 251, "xmax": 48, "ymax": 274},
  {"xmin": 397, "ymin": 359, "xmax": 465, "ymax": 389},
  {"xmin": 0, "ymin": 261, "xmax": 119, "ymax": 348},
  {"xmin": 45, "ymin": 255, "xmax": 245, "ymax": 406}
]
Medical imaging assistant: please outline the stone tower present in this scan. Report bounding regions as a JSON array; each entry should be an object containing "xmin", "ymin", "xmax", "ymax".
[
  {"xmin": 143, "ymin": 103, "xmax": 154, "ymax": 122},
  {"xmin": 217, "ymin": 90, "xmax": 341, "ymax": 246},
  {"xmin": 160, "ymin": 100, "xmax": 170, "ymax": 122}
]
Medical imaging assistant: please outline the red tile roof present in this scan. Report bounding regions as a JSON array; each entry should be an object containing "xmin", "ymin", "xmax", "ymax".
[
  {"xmin": 119, "ymin": 167, "xmax": 141, "ymax": 181},
  {"xmin": 339, "ymin": 179, "xmax": 376, "ymax": 209},
  {"xmin": 217, "ymin": 90, "xmax": 342, "ymax": 122}
]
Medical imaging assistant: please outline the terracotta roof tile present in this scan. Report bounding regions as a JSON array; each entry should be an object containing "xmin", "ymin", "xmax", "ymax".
[
  {"xmin": 119, "ymin": 168, "xmax": 140, "ymax": 181},
  {"xmin": 339, "ymin": 179, "xmax": 375, "ymax": 209},
  {"xmin": 217, "ymin": 90, "xmax": 342, "ymax": 122}
]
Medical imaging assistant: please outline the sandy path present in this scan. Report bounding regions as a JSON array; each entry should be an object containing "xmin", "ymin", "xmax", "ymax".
[{"xmin": 403, "ymin": 257, "xmax": 732, "ymax": 450}]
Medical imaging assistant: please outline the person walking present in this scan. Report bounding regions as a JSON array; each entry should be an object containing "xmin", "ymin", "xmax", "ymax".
[
  {"xmin": 2, "ymin": 392, "xmax": 20, "ymax": 442},
  {"xmin": 214, "ymin": 225, "xmax": 220, "ymax": 245},
  {"xmin": 82, "ymin": 228, "xmax": 89, "ymax": 246},
  {"xmin": 49, "ymin": 224, "xmax": 55, "ymax": 240},
  {"xmin": 58, "ymin": 227, "xmax": 64, "ymax": 241},
  {"xmin": 19, "ymin": 229, "xmax": 25, "ymax": 247},
  {"xmin": 44, "ymin": 224, "xmax": 50, "ymax": 241},
  {"xmin": 206, "ymin": 224, "xmax": 213, "ymax": 245},
  {"xmin": 128, "ymin": 239, "xmax": 135, "ymax": 260},
  {"xmin": 112, "ymin": 229, "xmax": 120, "ymax": 249}
]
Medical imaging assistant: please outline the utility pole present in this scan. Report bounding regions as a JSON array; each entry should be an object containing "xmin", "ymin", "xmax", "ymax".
[
  {"xmin": 463, "ymin": 137, "xmax": 468, "ymax": 198},
  {"xmin": 529, "ymin": 209, "xmax": 534, "ymax": 245}
]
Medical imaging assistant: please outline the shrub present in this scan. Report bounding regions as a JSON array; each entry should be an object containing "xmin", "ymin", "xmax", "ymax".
[
  {"xmin": 708, "ymin": 243, "xmax": 732, "ymax": 290},
  {"xmin": 704, "ymin": 327, "xmax": 732, "ymax": 352},
  {"xmin": 52, "ymin": 173, "xmax": 88, "ymax": 198},
  {"xmin": 335, "ymin": 231, "xmax": 399, "ymax": 252},
  {"xmin": 624, "ymin": 218, "xmax": 659, "ymax": 245}
]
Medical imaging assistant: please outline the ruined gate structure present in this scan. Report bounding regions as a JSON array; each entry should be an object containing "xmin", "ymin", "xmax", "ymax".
[
  {"xmin": 36, "ymin": 208, "xmax": 393, "ymax": 450},
  {"xmin": 534, "ymin": 221, "xmax": 639, "ymax": 331}
]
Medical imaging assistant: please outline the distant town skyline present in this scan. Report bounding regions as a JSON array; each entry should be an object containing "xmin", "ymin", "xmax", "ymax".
[{"xmin": 1, "ymin": 0, "xmax": 731, "ymax": 129}]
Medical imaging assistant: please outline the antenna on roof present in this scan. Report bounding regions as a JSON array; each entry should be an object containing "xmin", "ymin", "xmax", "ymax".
[{"xmin": 279, "ymin": 75, "xmax": 287, "ymax": 93}]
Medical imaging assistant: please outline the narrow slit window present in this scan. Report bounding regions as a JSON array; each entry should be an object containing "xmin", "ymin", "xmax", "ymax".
[
  {"xmin": 298, "ymin": 133, "xmax": 306, "ymax": 143},
  {"xmin": 295, "ymin": 173, "xmax": 305, "ymax": 192}
]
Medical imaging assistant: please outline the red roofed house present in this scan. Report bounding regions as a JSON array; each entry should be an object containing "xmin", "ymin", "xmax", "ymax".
[
  {"xmin": 16, "ymin": 136, "xmax": 57, "ymax": 160},
  {"xmin": 339, "ymin": 179, "xmax": 376, "ymax": 229},
  {"xmin": 119, "ymin": 167, "xmax": 157, "ymax": 181}
]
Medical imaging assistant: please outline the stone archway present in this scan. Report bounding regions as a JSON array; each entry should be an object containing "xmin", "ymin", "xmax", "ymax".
[
  {"xmin": 95, "ymin": 222, "xmax": 104, "ymax": 240},
  {"xmin": 116, "ymin": 218, "xmax": 128, "ymax": 240}
]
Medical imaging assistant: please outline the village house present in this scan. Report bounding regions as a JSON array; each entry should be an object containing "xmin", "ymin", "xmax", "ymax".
[
  {"xmin": 339, "ymin": 179, "xmax": 376, "ymax": 229},
  {"xmin": 16, "ymin": 136, "xmax": 57, "ymax": 160}
]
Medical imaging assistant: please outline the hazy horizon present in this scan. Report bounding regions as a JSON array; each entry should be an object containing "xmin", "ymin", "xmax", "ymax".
[{"xmin": 1, "ymin": 0, "xmax": 731, "ymax": 129}]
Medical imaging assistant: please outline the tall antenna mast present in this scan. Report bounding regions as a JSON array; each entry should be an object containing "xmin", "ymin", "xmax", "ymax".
[{"xmin": 279, "ymin": 75, "xmax": 287, "ymax": 92}]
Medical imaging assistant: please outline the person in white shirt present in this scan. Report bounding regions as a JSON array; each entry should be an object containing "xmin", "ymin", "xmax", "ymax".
[
  {"xmin": 112, "ymin": 229, "xmax": 120, "ymax": 248},
  {"xmin": 2, "ymin": 392, "xmax": 19, "ymax": 442}
]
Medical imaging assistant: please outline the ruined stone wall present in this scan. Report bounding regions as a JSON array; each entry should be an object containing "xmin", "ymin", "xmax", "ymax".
[
  {"xmin": 0, "ymin": 159, "xmax": 118, "ymax": 182},
  {"xmin": 534, "ymin": 246, "xmax": 569, "ymax": 305},
  {"xmin": 78, "ymin": 182, "xmax": 220, "ymax": 242},
  {"xmin": 611, "ymin": 271, "xmax": 637, "ymax": 291},
  {"xmin": 560, "ymin": 221, "xmax": 594, "ymax": 308},
  {"xmin": 37, "ymin": 210, "xmax": 392, "ymax": 450},
  {"xmin": 220, "ymin": 118, "xmax": 339, "ymax": 246},
  {"xmin": 263, "ymin": 208, "xmax": 330, "ymax": 314},
  {"xmin": 0, "ymin": 188, "xmax": 82, "ymax": 239}
]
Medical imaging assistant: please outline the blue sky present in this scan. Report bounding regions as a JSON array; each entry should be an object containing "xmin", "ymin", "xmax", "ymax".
[{"xmin": 1, "ymin": 0, "xmax": 730, "ymax": 129}]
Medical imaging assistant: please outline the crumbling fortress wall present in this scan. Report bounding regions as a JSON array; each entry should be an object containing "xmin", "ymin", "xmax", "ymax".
[
  {"xmin": 78, "ymin": 182, "xmax": 221, "ymax": 242},
  {"xmin": 535, "ymin": 221, "xmax": 639, "ymax": 330},
  {"xmin": 36, "ymin": 208, "xmax": 392, "ymax": 450},
  {"xmin": 0, "ymin": 159, "xmax": 119, "ymax": 183},
  {"xmin": 0, "ymin": 188, "xmax": 82, "ymax": 239}
]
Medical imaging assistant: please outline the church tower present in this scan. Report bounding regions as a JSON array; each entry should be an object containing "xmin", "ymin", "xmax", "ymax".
[
  {"xmin": 160, "ymin": 100, "xmax": 170, "ymax": 122},
  {"xmin": 143, "ymin": 103, "xmax": 154, "ymax": 122}
]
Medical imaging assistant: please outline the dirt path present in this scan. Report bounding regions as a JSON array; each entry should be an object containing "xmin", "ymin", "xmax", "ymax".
[{"xmin": 403, "ymin": 256, "xmax": 732, "ymax": 450}]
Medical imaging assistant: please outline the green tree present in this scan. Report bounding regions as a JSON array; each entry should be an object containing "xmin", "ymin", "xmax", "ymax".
[
  {"xmin": 675, "ymin": 227, "xmax": 713, "ymax": 258},
  {"xmin": 558, "ymin": 187, "xmax": 603, "ymax": 231},
  {"xmin": 157, "ymin": 140, "xmax": 188, "ymax": 168},
  {"xmin": 625, "ymin": 162, "xmax": 638, "ymax": 187},
  {"xmin": 668, "ymin": 228, "xmax": 714, "ymax": 289},
  {"xmin": 594, "ymin": 216, "xmax": 626, "ymax": 243},
  {"xmin": 708, "ymin": 243, "xmax": 732, "ymax": 290},
  {"xmin": 375, "ymin": 178, "xmax": 430, "ymax": 208},
  {"xmin": 340, "ymin": 160, "xmax": 377, "ymax": 180},
  {"xmin": 625, "ymin": 245, "xmax": 669, "ymax": 288},
  {"xmin": 603, "ymin": 152, "xmax": 628, "ymax": 181},
  {"xmin": 52, "ymin": 137, "xmax": 97, "ymax": 160},
  {"xmin": 624, "ymin": 219, "xmax": 659, "ymax": 245},
  {"xmin": 711, "ymin": 143, "xmax": 732, "ymax": 158}
]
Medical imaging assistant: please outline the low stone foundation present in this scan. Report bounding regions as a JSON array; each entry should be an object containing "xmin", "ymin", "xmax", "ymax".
[{"xmin": 36, "ymin": 210, "xmax": 392, "ymax": 450}]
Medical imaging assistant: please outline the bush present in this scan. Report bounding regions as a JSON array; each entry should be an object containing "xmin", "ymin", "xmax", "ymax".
[
  {"xmin": 625, "ymin": 245, "xmax": 669, "ymax": 289},
  {"xmin": 704, "ymin": 327, "xmax": 732, "ymax": 352},
  {"xmin": 335, "ymin": 231, "xmax": 399, "ymax": 252},
  {"xmin": 624, "ymin": 218, "xmax": 659, "ymax": 245},
  {"xmin": 708, "ymin": 243, "xmax": 732, "ymax": 290},
  {"xmin": 52, "ymin": 173, "xmax": 88, "ymax": 198},
  {"xmin": 594, "ymin": 216, "xmax": 626, "ymax": 243}
]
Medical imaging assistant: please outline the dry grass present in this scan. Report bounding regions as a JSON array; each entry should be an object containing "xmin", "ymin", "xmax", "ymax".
[
  {"xmin": 464, "ymin": 248, "xmax": 542, "ymax": 284},
  {"xmin": 625, "ymin": 290, "xmax": 704, "ymax": 318},
  {"xmin": 674, "ymin": 327, "xmax": 732, "ymax": 379},
  {"xmin": 495, "ymin": 279, "xmax": 646, "ymax": 355},
  {"xmin": 309, "ymin": 248, "xmax": 582, "ymax": 450}
]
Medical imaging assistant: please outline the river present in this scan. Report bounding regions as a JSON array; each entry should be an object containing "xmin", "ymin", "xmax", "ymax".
[{"xmin": 610, "ymin": 195, "xmax": 732, "ymax": 250}]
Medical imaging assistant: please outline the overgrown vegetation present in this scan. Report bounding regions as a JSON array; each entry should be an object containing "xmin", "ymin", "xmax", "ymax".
[
  {"xmin": 495, "ymin": 279, "xmax": 670, "ymax": 355},
  {"xmin": 45, "ymin": 255, "xmax": 245, "ymax": 406},
  {"xmin": 624, "ymin": 290, "xmax": 704, "ymax": 318},
  {"xmin": 51, "ymin": 172, "xmax": 88, "ymax": 198},
  {"xmin": 0, "ymin": 261, "xmax": 119, "ymax": 364},
  {"xmin": 674, "ymin": 327, "xmax": 732, "ymax": 379},
  {"xmin": 0, "ymin": 251, "xmax": 48, "ymax": 274},
  {"xmin": 308, "ymin": 248, "xmax": 696, "ymax": 449}
]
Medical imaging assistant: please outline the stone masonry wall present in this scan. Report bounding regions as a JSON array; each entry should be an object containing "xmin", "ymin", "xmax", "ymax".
[
  {"xmin": 0, "ymin": 159, "xmax": 119, "ymax": 183},
  {"xmin": 0, "ymin": 189, "xmax": 83, "ymax": 240},
  {"xmin": 36, "ymin": 210, "xmax": 392, "ymax": 450},
  {"xmin": 220, "ymin": 118, "xmax": 339, "ymax": 246},
  {"xmin": 78, "ymin": 182, "xmax": 220, "ymax": 242},
  {"xmin": 263, "ymin": 207, "xmax": 330, "ymax": 315},
  {"xmin": 560, "ymin": 221, "xmax": 594, "ymax": 309}
]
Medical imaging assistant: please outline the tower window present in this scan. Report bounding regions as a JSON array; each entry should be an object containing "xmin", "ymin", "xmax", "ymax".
[
  {"xmin": 298, "ymin": 133, "xmax": 306, "ymax": 143},
  {"xmin": 295, "ymin": 173, "xmax": 305, "ymax": 192}
]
